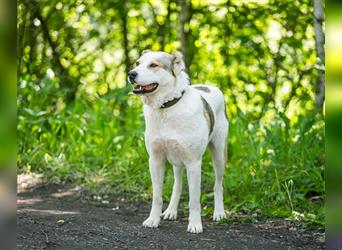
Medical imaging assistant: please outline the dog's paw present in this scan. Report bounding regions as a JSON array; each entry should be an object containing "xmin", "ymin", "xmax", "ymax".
[
  {"xmin": 142, "ymin": 216, "xmax": 160, "ymax": 228},
  {"xmin": 213, "ymin": 211, "xmax": 227, "ymax": 222},
  {"xmin": 162, "ymin": 209, "xmax": 177, "ymax": 220},
  {"xmin": 187, "ymin": 221, "xmax": 203, "ymax": 234}
]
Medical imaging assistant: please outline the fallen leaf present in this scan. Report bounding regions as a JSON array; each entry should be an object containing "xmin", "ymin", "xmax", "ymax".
[{"xmin": 57, "ymin": 219, "xmax": 65, "ymax": 225}]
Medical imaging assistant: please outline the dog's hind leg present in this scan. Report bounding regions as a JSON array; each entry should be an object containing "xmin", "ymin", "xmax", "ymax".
[
  {"xmin": 209, "ymin": 116, "xmax": 228, "ymax": 222},
  {"xmin": 162, "ymin": 165, "xmax": 183, "ymax": 220}
]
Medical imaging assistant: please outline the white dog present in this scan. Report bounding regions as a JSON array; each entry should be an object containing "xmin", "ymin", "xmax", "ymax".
[{"xmin": 128, "ymin": 50, "xmax": 228, "ymax": 233}]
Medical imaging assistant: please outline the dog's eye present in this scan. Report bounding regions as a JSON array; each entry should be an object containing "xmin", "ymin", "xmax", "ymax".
[
  {"xmin": 136, "ymin": 61, "xmax": 140, "ymax": 66},
  {"xmin": 149, "ymin": 63, "xmax": 158, "ymax": 68}
]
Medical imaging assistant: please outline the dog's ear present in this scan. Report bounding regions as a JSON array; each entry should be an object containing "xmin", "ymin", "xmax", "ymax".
[
  {"xmin": 172, "ymin": 51, "xmax": 185, "ymax": 75},
  {"xmin": 141, "ymin": 49, "xmax": 151, "ymax": 55}
]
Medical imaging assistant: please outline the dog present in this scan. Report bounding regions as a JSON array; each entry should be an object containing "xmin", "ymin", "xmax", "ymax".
[{"xmin": 128, "ymin": 50, "xmax": 228, "ymax": 233}]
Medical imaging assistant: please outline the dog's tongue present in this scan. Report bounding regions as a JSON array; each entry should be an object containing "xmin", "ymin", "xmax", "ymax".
[
  {"xmin": 134, "ymin": 83, "xmax": 156, "ymax": 92},
  {"xmin": 144, "ymin": 83, "xmax": 156, "ymax": 90}
]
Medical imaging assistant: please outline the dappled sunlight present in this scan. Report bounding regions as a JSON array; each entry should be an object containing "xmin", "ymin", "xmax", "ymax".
[
  {"xmin": 18, "ymin": 208, "xmax": 79, "ymax": 216},
  {"xmin": 51, "ymin": 187, "xmax": 81, "ymax": 198},
  {"xmin": 17, "ymin": 198, "xmax": 43, "ymax": 206},
  {"xmin": 267, "ymin": 19, "xmax": 283, "ymax": 52},
  {"xmin": 17, "ymin": 175, "xmax": 82, "ymax": 217},
  {"xmin": 17, "ymin": 173, "xmax": 44, "ymax": 193}
]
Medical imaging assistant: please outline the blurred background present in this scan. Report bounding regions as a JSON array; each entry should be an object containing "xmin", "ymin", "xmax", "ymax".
[
  {"xmin": 16, "ymin": 0, "xmax": 325, "ymax": 230},
  {"xmin": 0, "ymin": 0, "xmax": 16, "ymax": 248},
  {"xmin": 325, "ymin": 0, "xmax": 342, "ymax": 243}
]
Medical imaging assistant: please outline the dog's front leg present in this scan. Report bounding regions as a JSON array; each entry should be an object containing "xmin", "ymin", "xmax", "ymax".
[
  {"xmin": 186, "ymin": 160, "xmax": 203, "ymax": 233},
  {"xmin": 142, "ymin": 156, "xmax": 165, "ymax": 228}
]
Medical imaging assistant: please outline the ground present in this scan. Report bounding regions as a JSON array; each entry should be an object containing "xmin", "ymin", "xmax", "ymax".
[{"xmin": 17, "ymin": 174, "xmax": 324, "ymax": 250}]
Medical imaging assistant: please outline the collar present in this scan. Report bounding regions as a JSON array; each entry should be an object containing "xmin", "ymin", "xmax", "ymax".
[{"xmin": 160, "ymin": 90, "xmax": 186, "ymax": 109}]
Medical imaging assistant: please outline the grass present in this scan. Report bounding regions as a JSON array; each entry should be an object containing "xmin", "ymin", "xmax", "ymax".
[{"xmin": 17, "ymin": 87, "xmax": 325, "ymax": 229}]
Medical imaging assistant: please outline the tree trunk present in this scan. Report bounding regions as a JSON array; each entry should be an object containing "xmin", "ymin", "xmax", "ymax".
[
  {"xmin": 178, "ymin": 0, "xmax": 191, "ymax": 71},
  {"xmin": 119, "ymin": 1, "xmax": 130, "ymax": 77},
  {"xmin": 313, "ymin": 0, "xmax": 325, "ymax": 109}
]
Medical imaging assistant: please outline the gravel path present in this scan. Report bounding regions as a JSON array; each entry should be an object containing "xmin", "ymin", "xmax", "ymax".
[{"xmin": 17, "ymin": 178, "xmax": 324, "ymax": 249}]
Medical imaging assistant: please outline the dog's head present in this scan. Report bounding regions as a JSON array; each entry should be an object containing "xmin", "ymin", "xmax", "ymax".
[{"xmin": 128, "ymin": 50, "xmax": 185, "ymax": 95}]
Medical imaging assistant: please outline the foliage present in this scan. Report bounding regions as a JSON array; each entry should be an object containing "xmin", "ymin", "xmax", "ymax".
[{"xmin": 17, "ymin": 0, "xmax": 324, "ymax": 228}]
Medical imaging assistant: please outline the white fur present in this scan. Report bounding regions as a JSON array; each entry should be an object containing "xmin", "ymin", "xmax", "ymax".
[{"xmin": 130, "ymin": 51, "xmax": 229, "ymax": 234}]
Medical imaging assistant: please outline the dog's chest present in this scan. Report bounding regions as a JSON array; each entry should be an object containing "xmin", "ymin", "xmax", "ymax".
[
  {"xmin": 149, "ymin": 136, "xmax": 189, "ymax": 166},
  {"xmin": 147, "ymin": 124, "xmax": 205, "ymax": 166},
  {"xmin": 144, "ymin": 102, "xmax": 208, "ymax": 166},
  {"xmin": 145, "ymin": 115, "xmax": 195, "ymax": 166}
]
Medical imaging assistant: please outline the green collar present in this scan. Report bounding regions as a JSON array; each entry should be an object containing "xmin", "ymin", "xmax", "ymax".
[{"xmin": 160, "ymin": 90, "xmax": 186, "ymax": 109}]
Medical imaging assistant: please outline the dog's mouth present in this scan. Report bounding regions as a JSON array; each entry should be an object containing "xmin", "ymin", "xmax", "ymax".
[{"xmin": 132, "ymin": 82, "xmax": 159, "ymax": 95}]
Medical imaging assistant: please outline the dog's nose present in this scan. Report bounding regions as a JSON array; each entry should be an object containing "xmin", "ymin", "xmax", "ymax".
[{"xmin": 128, "ymin": 71, "xmax": 138, "ymax": 83}]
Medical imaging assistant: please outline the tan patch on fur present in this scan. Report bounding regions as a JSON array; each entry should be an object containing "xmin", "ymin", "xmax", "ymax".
[
  {"xmin": 224, "ymin": 103, "xmax": 228, "ymax": 166},
  {"xmin": 150, "ymin": 139, "xmax": 165, "ymax": 156},
  {"xmin": 200, "ymin": 96, "xmax": 215, "ymax": 136},
  {"xmin": 155, "ymin": 54, "xmax": 174, "ymax": 76},
  {"xmin": 224, "ymin": 104, "xmax": 228, "ymax": 121},
  {"xmin": 194, "ymin": 86, "xmax": 211, "ymax": 93}
]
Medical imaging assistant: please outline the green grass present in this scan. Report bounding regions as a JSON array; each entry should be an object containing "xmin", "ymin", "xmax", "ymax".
[{"xmin": 17, "ymin": 88, "xmax": 325, "ymax": 229}]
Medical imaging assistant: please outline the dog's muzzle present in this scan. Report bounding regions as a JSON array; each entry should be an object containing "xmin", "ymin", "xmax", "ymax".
[
  {"xmin": 128, "ymin": 70, "xmax": 159, "ymax": 95},
  {"xmin": 132, "ymin": 82, "xmax": 159, "ymax": 95}
]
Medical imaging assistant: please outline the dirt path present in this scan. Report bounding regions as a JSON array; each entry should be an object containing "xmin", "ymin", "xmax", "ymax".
[{"xmin": 17, "ymin": 177, "xmax": 324, "ymax": 249}]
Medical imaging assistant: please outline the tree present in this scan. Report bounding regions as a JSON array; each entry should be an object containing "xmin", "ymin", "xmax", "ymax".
[
  {"xmin": 313, "ymin": 0, "xmax": 325, "ymax": 109},
  {"xmin": 178, "ymin": 0, "xmax": 192, "ymax": 72},
  {"xmin": 17, "ymin": 0, "xmax": 321, "ymax": 119}
]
